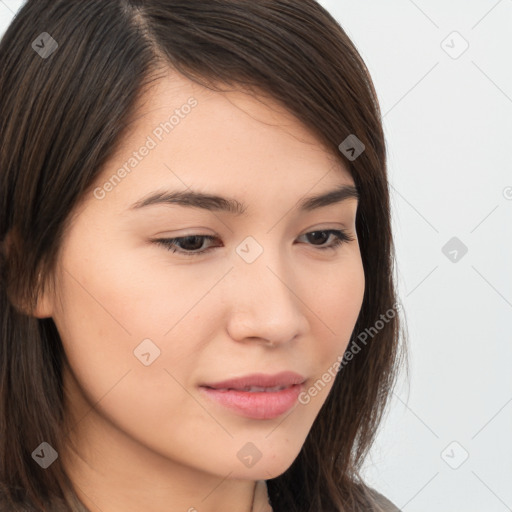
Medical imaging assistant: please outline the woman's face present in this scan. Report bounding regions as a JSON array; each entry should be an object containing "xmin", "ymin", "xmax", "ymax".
[{"xmin": 37, "ymin": 70, "xmax": 365, "ymax": 483}]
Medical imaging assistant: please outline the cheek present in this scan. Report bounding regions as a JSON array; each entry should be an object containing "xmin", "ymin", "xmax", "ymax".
[
  {"xmin": 53, "ymin": 233, "xmax": 214, "ymax": 353},
  {"xmin": 309, "ymin": 252, "xmax": 365, "ymax": 361},
  {"xmin": 50, "ymin": 236, "xmax": 211, "ymax": 413},
  {"xmin": 52, "ymin": 247, "xmax": 222, "ymax": 466},
  {"xmin": 51, "ymin": 235, "xmax": 237, "ymax": 433}
]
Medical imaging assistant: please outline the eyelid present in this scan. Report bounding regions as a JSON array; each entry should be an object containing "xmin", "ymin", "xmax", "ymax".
[{"xmin": 151, "ymin": 227, "xmax": 355, "ymax": 257}]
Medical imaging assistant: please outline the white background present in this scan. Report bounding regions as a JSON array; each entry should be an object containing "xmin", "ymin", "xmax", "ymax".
[{"xmin": 1, "ymin": 1, "xmax": 511, "ymax": 511}]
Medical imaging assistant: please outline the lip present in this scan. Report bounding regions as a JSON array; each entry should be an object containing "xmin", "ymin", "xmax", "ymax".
[
  {"xmin": 201, "ymin": 371, "xmax": 306, "ymax": 390},
  {"xmin": 199, "ymin": 371, "xmax": 306, "ymax": 420}
]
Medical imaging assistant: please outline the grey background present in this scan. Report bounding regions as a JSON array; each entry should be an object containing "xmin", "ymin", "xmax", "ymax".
[{"xmin": 1, "ymin": 1, "xmax": 511, "ymax": 510}]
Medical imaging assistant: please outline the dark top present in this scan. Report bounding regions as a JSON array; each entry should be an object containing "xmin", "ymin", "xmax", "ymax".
[{"xmin": 366, "ymin": 487, "xmax": 402, "ymax": 512}]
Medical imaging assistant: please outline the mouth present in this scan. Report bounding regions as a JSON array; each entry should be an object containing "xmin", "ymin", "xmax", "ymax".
[
  {"xmin": 205, "ymin": 385, "xmax": 291, "ymax": 392},
  {"xmin": 201, "ymin": 371, "xmax": 306, "ymax": 391},
  {"xmin": 198, "ymin": 372, "xmax": 306, "ymax": 420}
]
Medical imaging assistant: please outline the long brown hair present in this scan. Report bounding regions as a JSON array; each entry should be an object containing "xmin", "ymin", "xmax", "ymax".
[{"xmin": 0, "ymin": 1, "xmax": 408, "ymax": 510}]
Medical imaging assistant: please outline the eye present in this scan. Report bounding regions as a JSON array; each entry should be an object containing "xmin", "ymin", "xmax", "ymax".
[
  {"xmin": 152, "ymin": 229, "xmax": 355, "ymax": 257},
  {"xmin": 298, "ymin": 229, "xmax": 355, "ymax": 250},
  {"xmin": 154, "ymin": 234, "xmax": 219, "ymax": 256}
]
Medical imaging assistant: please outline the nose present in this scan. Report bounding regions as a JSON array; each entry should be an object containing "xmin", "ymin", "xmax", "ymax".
[{"xmin": 225, "ymin": 250, "xmax": 309, "ymax": 347}]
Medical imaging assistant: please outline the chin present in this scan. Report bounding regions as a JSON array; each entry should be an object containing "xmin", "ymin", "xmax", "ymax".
[
  {"xmin": 224, "ymin": 447, "xmax": 301, "ymax": 481},
  {"xmin": 229, "ymin": 462, "xmax": 291, "ymax": 481}
]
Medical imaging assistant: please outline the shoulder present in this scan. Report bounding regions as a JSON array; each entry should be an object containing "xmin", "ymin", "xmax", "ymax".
[{"xmin": 364, "ymin": 486, "xmax": 402, "ymax": 512}]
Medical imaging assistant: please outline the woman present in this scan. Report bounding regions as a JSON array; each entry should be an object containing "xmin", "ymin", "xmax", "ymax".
[{"xmin": 0, "ymin": 1, "xmax": 407, "ymax": 510}]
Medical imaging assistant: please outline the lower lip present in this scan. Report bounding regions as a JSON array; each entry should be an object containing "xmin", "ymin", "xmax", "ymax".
[{"xmin": 199, "ymin": 384, "xmax": 304, "ymax": 420}]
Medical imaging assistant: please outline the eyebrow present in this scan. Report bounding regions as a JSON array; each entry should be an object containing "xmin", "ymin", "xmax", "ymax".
[{"xmin": 128, "ymin": 183, "xmax": 359, "ymax": 216}]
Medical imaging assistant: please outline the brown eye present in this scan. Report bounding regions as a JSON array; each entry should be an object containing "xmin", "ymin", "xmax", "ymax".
[
  {"xmin": 154, "ymin": 235, "xmax": 219, "ymax": 256},
  {"xmin": 298, "ymin": 229, "xmax": 354, "ymax": 250},
  {"xmin": 152, "ymin": 228, "xmax": 354, "ymax": 258}
]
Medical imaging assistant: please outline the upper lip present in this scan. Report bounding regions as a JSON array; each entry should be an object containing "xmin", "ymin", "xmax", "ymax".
[{"xmin": 201, "ymin": 371, "xmax": 306, "ymax": 390}]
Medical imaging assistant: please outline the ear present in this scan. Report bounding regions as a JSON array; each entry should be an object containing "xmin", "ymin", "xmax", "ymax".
[
  {"xmin": 2, "ymin": 229, "xmax": 55, "ymax": 318},
  {"xmin": 11, "ymin": 271, "xmax": 55, "ymax": 319},
  {"xmin": 31, "ymin": 272, "xmax": 55, "ymax": 319}
]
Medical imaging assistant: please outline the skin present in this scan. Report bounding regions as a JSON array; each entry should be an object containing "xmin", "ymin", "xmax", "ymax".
[{"xmin": 33, "ymin": 69, "xmax": 365, "ymax": 512}]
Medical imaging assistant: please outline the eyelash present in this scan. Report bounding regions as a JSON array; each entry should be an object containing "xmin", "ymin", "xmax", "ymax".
[{"xmin": 153, "ymin": 229, "xmax": 355, "ymax": 257}]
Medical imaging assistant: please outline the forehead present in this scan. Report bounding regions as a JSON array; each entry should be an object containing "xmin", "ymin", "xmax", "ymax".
[
  {"xmin": 85, "ymin": 69, "xmax": 355, "ymax": 217},
  {"xmin": 121, "ymin": 69, "xmax": 348, "ymax": 166}
]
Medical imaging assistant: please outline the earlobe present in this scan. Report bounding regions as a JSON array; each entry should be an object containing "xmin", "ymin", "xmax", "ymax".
[
  {"xmin": 10, "ymin": 271, "xmax": 55, "ymax": 319},
  {"xmin": 32, "ymin": 296, "xmax": 54, "ymax": 319},
  {"xmin": 31, "ymin": 272, "xmax": 55, "ymax": 319},
  {"xmin": 2, "ymin": 229, "xmax": 55, "ymax": 318}
]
